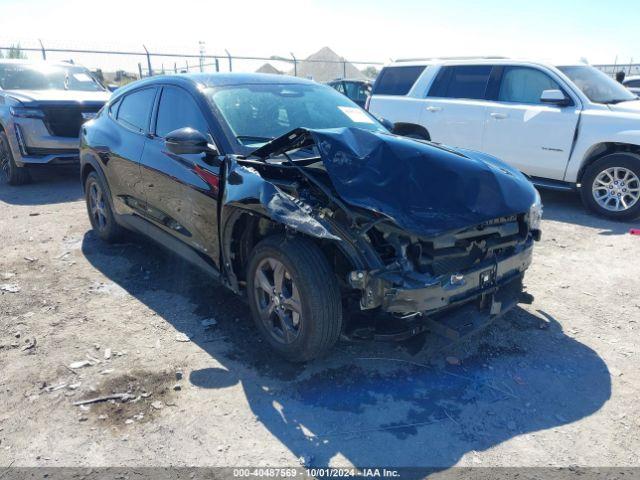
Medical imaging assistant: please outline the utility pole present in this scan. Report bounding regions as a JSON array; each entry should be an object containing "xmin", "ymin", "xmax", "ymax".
[
  {"xmin": 198, "ymin": 41, "xmax": 206, "ymax": 73},
  {"xmin": 38, "ymin": 39, "xmax": 46, "ymax": 60},
  {"xmin": 142, "ymin": 44, "xmax": 153, "ymax": 77},
  {"xmin": 225, "ymin": 49, "xmax": 232, "ymax": 72}
]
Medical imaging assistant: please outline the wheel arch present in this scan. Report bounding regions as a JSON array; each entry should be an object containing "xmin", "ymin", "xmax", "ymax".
[
  {"xmin": 80, "ymin": 152, "xmax": 108, "ymax": 192},
  {"xmin": 220, "ymin": 206, "xmax": 361, "ymax": 296},
  {"xmin": 578, "ymin": 142, "xmax": 640, "ymax": 184}
]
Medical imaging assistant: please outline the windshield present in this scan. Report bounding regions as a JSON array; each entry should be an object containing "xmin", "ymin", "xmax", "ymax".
[
  {"xmin": 0, "ymin": 63, "xmax": 105, "ymax": 92},
  {"xmin": 206, "ymin": 83, "xmax": 386, "ymax": 148},
  {"xmin": 558, "ymin": 65, "xmax": 637, "ymax": 104}
]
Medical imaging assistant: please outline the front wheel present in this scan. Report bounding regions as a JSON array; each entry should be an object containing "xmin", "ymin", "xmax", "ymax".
[
  {"xmin": 246, "ymin": 235, "xmax": 342, "ymax": 362},
  {"xmin": 0, "ymin": 131, "xmax": 31, "ymax": 186},
  {"xmin": 581, "ymin": 153, "xmax": 640, "ymax": 220}
]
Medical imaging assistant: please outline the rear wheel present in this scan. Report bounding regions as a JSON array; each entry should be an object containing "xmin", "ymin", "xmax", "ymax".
[
  {"xmin": 246, "ymin": 235, "xmax": 342, "ymax": 362},
  {"xmin": 84, "ymin": 172, "xmax": 123, "ymax": 243},
  {"xmin": 0, "ymin": 131, "xmax": 31, "ymax": 185},
  {"xmin": 581, "ymin": 153, "xmax": 640, "ymax": 220}
]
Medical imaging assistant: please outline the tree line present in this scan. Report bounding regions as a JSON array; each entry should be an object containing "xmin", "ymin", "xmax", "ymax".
[{"xmin": 0, "ymin": 44, "xmax": 28, "ymax": 59}]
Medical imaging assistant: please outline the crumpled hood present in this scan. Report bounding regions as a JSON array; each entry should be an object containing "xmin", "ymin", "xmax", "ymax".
[
  {"xmin": 252, "ymin": 127, "xmax": 538, "ymax": 237},
  {"xmin": 4, "ymin": 89, "xmax": 111, "ymax": 104}
]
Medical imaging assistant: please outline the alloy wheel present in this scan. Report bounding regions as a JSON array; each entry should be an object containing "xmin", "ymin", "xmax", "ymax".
[
  {"xmin": 592, "ymin": 166, "xmax": 640, "ymax": 212},
  {"xmin": 88, "ymin": 181, "xmax": 108, "ymax": 231},
  {"xmin": 253, "ymin": 257, "xmax": 302, "ymax": 344}
]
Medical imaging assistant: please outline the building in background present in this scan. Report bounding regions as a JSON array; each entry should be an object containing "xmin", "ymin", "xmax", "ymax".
[
  {"xmin": 288, "ymin": 47, "xmax": 367, "ymax": 82},
  {"xmin": 255, "ymin": 63, "xmax": 282, "ymax": 75}
]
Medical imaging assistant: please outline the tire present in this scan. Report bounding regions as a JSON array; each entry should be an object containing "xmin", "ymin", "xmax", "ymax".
[
  {"xmin": 84, "ymin": 171, "xmax": 123, "ymax": 243},
  {"xmin": 0, "ymin": 131, "xmax": 31, "ymax": 186},
  {"xmin": 580, "ymin": 153, "xmax": 640, "ymax": 220},
  {"xmin": 246, "ymin": 234, "xmax": 342, "ymax": 362}
]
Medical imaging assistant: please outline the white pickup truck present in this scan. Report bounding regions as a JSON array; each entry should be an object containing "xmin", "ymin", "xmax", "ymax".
[{"xmin": 368, "ymin": 58, "xmax": 640, "ymax": 220}]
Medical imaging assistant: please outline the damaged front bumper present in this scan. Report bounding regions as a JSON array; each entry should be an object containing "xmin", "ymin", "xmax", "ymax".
[{"xmin": 349, "ymin": 241, "xmax": 533, "ymax": 316}]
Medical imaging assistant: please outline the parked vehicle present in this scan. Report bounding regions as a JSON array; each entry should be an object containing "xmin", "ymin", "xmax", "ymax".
[
  {"xmin": 327, "ymin": 79, "xmax": 371, "ymax": 107},
  {"xmin": 80, "ymin": 73, "xmax": 541, "ymax": 361},
  {"xmin": 622, "ymin": 75, "xmax": 640, "ymax": 95},
  {"xmin": 0, "ymin": 60, "xmax": 110, "ymax": 185},
  {"xmin": 368, "ymin": 58, "xmax": 640, "ymax": 220}
]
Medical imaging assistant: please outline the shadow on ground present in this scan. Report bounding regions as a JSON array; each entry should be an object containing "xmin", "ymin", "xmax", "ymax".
[
  {"xmin": 0, "ymin": 166, "xmax": 82, "ymax": 205},
  {"xmin": 82, "ymin": 231, "xmax": 611, "ymax": 470},
  {"xmin": 539, "ymin": 189, "xmax": 637, "ymax": 235}
]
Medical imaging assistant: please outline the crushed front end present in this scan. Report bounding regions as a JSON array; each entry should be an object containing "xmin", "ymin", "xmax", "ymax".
[
  {"xmin": 248, "ymin": 127, "xmax": 542, "ymax": 341},
  {"xmin": 348, "ymin": 214, "xmax": 536, "ymax": 330}
]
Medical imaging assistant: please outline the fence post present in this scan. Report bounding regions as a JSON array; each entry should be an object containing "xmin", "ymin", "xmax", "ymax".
[
  {"xmin": 38, "ymin": 39, "xmax": 46, "ymax": 60},
  {"xmin": 142, "ymin": 44, "xmax": 153, "ymax": 76},
  {"xmin": 225, "ymin": 49, "xmax": 232, "ymax": 72},
  {"xmin": 215, "ymin": 58, "xmax": 220, "ymax": 72},
  {"xmin": 290, "ymin": 52, "xmax": 297, "ymax": 77},
  {"xmin": 342, "ymin": 59, "xmax": 346, "ymax": 78}
]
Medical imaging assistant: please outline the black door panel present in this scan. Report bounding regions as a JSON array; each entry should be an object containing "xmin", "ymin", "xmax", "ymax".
[
  {"xmin": 102, "ymin": 87, "xmax": 157, "ymax": 217},
  {"xmin": 140, "ymin": 86, "xmax": 222, "ymax": 269}
]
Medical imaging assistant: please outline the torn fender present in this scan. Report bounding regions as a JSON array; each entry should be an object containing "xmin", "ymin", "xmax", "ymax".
[{"xmin": 221, "ymin": 157, "xmax": 341, "ymax": 241}]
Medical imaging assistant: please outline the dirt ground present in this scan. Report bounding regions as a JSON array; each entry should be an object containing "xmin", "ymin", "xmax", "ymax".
[{"xmin": 1, "ymin": 167, "xmax": 639, "ymax": 470}]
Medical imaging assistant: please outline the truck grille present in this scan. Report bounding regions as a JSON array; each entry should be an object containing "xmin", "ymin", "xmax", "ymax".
[{"xmin": 41, "ymin": 104, "xmax": 103, "ymax": 138}]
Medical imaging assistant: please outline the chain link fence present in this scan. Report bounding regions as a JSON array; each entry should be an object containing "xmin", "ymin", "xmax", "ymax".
[
  {"xmin": 0, "ymin": 40, "xmax": 383, "ymax": 86},
  {"xmin": 593, "ymin": 62, "xmax": 640, "ymax": 78}
]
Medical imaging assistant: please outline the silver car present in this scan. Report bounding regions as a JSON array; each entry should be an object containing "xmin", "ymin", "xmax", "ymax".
[{"xmin": 0, "ymin": 60, "xmax": 111, "ymax": 185}]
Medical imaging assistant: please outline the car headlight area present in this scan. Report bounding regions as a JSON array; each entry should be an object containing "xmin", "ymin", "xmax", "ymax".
[{"xmin": 528, "ymin": 189, "xmax": 543, "ymax": 235}]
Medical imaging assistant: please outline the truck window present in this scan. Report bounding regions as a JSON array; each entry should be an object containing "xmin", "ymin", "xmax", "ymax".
[
  {"xmin": 498, "ymin": 67, "xmax": 562, "ymax": 104},
  {"xmin": 428, "ymin": 65, "xmax": 492, "ymax": 100},
  {"xmin": 372, "ymin": 66, "xmax": 426, "ymax": 95}
]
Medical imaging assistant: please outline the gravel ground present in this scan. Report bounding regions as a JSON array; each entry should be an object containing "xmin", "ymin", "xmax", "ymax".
[{"xmin": 0, "ymin": 167, "xmax": 639, "ymax": 469}]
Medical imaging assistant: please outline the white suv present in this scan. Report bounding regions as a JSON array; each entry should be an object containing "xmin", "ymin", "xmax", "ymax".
[{"xmin": 368, "ymin": 58, "xmax": 640, "ymax": 220}]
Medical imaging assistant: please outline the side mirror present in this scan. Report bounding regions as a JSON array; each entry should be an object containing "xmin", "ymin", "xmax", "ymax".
[
  {"xmin": 540, "ymin": 89, "xmax": 570, "ymax": 106},
  {"xmin": 165, "ymin": 127, "xmax": 215, "ymax": 155}
]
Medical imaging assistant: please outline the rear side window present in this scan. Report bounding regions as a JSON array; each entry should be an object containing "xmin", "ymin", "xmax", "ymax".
[
  {"xmin": 372, "ymin": 66, "xmax": 426, "ymax": 95},
  {"xmin": 626, "ymin": 79, "xmax": 640, "ymax": 88},
  {"xmin": 428, "ymin": 65, "xmax": 492, "ymax": 100},
  {"xmin": 155, "ymin": 87, "xmax": 209, "ymax": 137},
  {"xmin": 116, "ymin": 88, "xmax": 156, "ymax": 132}
]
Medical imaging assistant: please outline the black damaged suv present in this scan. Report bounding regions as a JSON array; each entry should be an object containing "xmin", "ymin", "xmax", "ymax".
[{"xmin": 80, "ymin": 73, "xmax": 542, "ymax": 361}]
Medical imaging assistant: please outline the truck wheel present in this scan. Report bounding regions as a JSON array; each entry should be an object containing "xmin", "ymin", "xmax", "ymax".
[
  {"xmin": 246, "ymin": 234, "xmax": 342, "ymax": 362},
  {"xmin": 581, "ymin": 153, "xmax": 640, "ymax": 220},
  {"xmin": 84, "ymin": 171, "xmax": 123, "ymax": 243},
  {"xmin": 0, "ymin": 131, "xmax": 31, "ymax": 185}
]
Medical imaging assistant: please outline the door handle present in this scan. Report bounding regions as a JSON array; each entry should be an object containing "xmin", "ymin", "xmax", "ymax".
[
  {"xmin": 490, "ymin": 112, "xmax": 508, "ymax": 119},
  {"xmin": 426, "ymin": 106, "xmax": 442, "ymax": 112}
]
